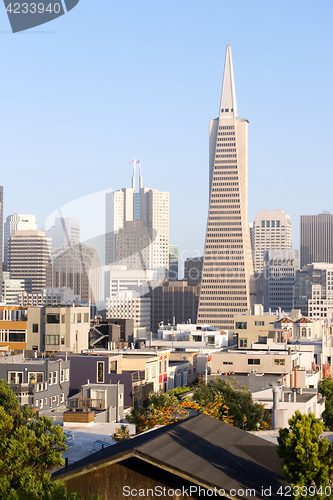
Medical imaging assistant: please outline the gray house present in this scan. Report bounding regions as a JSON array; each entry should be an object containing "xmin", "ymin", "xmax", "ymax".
[
  {"xmin": 0, "ymin": 353, "xmax": 70, "ymax": 413},
  {"xmin": 67, "ymin": 382, "xmax": 125, "ymax": 423}
]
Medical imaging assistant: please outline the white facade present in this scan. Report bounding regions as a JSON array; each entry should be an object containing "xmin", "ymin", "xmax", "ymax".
[
  {"xmin": 104, "ymin": 265, "xmax": 162, "ymax": 299},
  {"xmin": 106, "ymin": 291, "xmax": 151, "ymax": 331},
  {"xmin": 105, "ymin": 168, "xmax": 169, "ymax": 274},
  {"xmin": 4, "ymin": 214, "xmax": 37, "ymax": 264},
  {"xmin": 47, "ymin": 217, "xmax": 80, "ymax": 250},
  {"xmin": 154, "ymin": 323, "xmax": 229, "ymax": 349},
  {"xmin": 253, "ymin": 210, "xmax": 292, "ymax": 272},
  {"xmin": 306, "ymin": 263, "xmax": 333, "ymax": 324}
]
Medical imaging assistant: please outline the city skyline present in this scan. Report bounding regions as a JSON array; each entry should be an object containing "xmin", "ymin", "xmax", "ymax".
[{"xmin": 1, "ymin": 1, "xmax": 333, "ymax": 274}]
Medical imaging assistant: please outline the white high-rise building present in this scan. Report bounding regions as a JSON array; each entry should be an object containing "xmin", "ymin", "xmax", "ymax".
[
  {"xmin": 105, "ymin": 165, "xmax": 169, "ymax": 275},
  {"xmin": 47, "ymin": 216, "xmax": 80, "ymax": 250},
  {"xmin": 253, "ymin": 210, "xmax": 292, "ymax": 272},
  {"xmin": 197, "ymin": 46, "xmax": 254, "ymax": 330},
  {"xmin": 4, "ymin": 214, "xmax": 37, "ymax": 265}
]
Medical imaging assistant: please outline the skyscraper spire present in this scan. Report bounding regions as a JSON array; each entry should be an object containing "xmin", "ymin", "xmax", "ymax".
[{"xmin": 219, "ymin": 45, "xmax": 238, "ymax": 120}]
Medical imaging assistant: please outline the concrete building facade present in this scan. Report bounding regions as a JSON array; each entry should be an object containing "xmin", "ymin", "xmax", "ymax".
[
  {"xmin": 105, "ymin": 167, "xmax": 169, "ymax": 274},
  {"xmin": 263, "ymin": 249, "xmax": 299, "ymax": 312},
  {"xmin": 8, "ymin": 230, "xmax": 51, "ymax": 293},
  {"xmin": 197, "ymin": 46, "xmax": 254, "ymax": 330},
  {"xmin": 3, "ymin": 213, "xmax": 37, "ymax": 265},
  {"xmin": 300, "ymin": 212, "xmax": 333, "ymax": 268},
  {"xmin": 46, "ymin": 241, "xmax": 101, "ymax": 303},
  {"xmin": 47, "ymin": 217, "xmax": 80, "ymax": 250},
  {"xmin": 253, "ymin": 210, "xmax": 292, "ymax": 273}
]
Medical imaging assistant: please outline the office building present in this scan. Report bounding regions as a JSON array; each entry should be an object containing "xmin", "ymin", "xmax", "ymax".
[
  {"xmin": 2, "ymin": 272, "xmax": 32, "ymax": 305},
  {"xmin": 27, "ymin": 305, "xmax": 90, "ymax": 352},
  {"xmin": 104, "ymin": 265, "xmax": 160, "ymax": 300},
  {"xmin": 105, "ymin": 166, "xmax": 169, "ymax": 273},
  {"xmin": 184, "ymin": 256, "xmax": 203, "ymax": 286},
  {"xmin": 300, "ymin": 212, "xmax": 333, "ymax": 269},
  {"xmin": 253, "ymin": 210, "xmax": 292, "ymax": 272},
  {"xmin": 4, "ymin": 213, "xmax": 38, "ymax": 266},
  {"xmin": 46, "ymin": 241, "xmax": 101, "ymax": 303},
  {"xmin": 106, "ymin": 291, "xmax": 151, "ymax": 331},
  {"xmin": 47, "ymin": 216, "xmax": 80, "ymax": 250},
  {"xmin": 197, "ymin": 46, "xmax": 254, "ymax": 330},
  {"xmin": 8, "ymin": 230, "xmax": 51, "ymax": 293},
  {"xmin": 146, "ymin": 280, "xmax": 200, "ymax": 333},
  {"xmin": 294, "ymin": 262, "xmax": 333, "ymax": 323},
  {"xmin": 263, "ymin": 249, "xmax": 299, "ymax": 312},
  {"xmin": 168, "ymin": 245, "xmax": 178, "ymax": 280}
]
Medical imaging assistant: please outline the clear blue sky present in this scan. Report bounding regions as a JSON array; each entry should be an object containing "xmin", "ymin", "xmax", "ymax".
[{"xmin": 1, "ymin": 0, "xmax": 333, "ymax": 275}]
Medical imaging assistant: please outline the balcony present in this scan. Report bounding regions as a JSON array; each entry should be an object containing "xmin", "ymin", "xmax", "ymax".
[{"xmin": 68, "ymin": 398, "xmax": 106, "ymax": 411}]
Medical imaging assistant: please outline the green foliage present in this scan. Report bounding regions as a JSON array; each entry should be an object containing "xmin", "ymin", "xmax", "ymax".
[
  {"xmin": 111, "ymin": 424, "xmax": 130, "ymax": 442},
  {"xmin": 320, "ymin": 376, "xmax": 333, "ymax": 425},
  {"xmin": 0, "ymin": 380, "xmax": 104, "ymax": 500},
  {"xmin": 169, "ymin": 386, "xmax": 193, "ymax": 396},
  {"xmin": 193, "ymin": 377, "xmax": 269, "ymax": 431},
  {"xmin": 277, "ymin": 411, "xmax": 333, "ymax": 499}
]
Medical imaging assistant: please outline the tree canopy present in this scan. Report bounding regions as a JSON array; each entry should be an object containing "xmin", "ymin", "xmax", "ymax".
[
  {"xmin": 127, "ymin": 378, "xmax": 269, "ymax": 433},
  {"xmin": 0, "ymin": 379, "xmax": 102, "ymax": 500},
  {"xmin": 320, "ymin": 376, "xmax": 333, "ymax": 425},
  {"xmin": 193, "ymin": 377, "xmax": 270, "ymax": 431},
  {"xmin": 277, "ymin": 411, "xmax": 333, "ymax": 500}
]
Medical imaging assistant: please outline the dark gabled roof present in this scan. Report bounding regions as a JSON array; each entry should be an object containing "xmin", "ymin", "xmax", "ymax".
[{"xmin": 53, "ymin": 414, "xmax": 288, "ymax": 497}]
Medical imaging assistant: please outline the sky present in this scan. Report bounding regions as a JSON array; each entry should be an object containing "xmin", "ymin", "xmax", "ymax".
[{"xmin": 1, "ymin": 0, "xmax": 333, "ymax": 276}]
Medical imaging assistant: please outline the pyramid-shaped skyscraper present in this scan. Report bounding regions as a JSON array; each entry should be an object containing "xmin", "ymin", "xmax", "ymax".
[{"xmin": 197, "ymin": 46, "xmax": 254, "ymax": 330}]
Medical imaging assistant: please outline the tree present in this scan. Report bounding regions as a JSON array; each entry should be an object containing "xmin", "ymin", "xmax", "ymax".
[
  {"xmin": 0, "ymin": 379, "xmax": 103, "ymax": 500},
  {"xmin": 320, "ymin": 376, "xmax": 333, "ymax": 425},
  {"xmin": 127, "ymin": 389, "xmax": 235, "ymax": 434},
  {"xmin": 277, "ymin": 411, "xmax": 333, "ymax": 500},
  {"xmin": 111, "ymin": 425, "xmax": 130, "ymax": 442},
  {"xmin": 193, "ymin": 377, "xmax": 270, "ymax": 431}
]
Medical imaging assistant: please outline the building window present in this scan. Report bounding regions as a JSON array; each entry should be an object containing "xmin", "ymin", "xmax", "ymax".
[
  {"xmin": 49, "ymin": 372, "xmax": 53, "ymax": 385},
  {"xmin": 97, "ymin": 361, "xmax": 104, "ymax": 383},
  {"xmin": 32, "ymin": 324, "xmax": 38, "ymax": 333},
  {"xmin": 274, "ymin": 359, "xmax": 286, "ymax": 365},
  {"xmin": 44, "ymin": 397, "xmax": 47, "ymax": 406},
  {"xmin": 71, "ymin": 313, "xmax": 75, "ymax": 324},
  {"xmin": 235, "ymin": 322, "xmax": 247, "ymax": 330},
  {"xmin": 110, "ymin": 360, "xmax": 117, "ymax": 374},
  {"xmin": 61, "ymin": 314, "xmax": 65, "ymax": 323},
  {"xmin": 46, "ymin": 335, "xmax": 59, "ymax": 345},
  {"xmin": 8, "ymin": 372, "xmax": 23, "ymax": 384},
  {"xmin": 164, "ymin": 359, "xmax": 167, "ymax": 372},
  {"xmin": 53, "ymin": 371, "xmax": 58, "ymax": 385},
  {"xmin": 60, "ymin": 393, "xmax": 64, "ymax": 403},
  {"xmin": 152, "ymin": 365, "xmax": 157, "ymax": 379},
  {"xmin": 65, "ymin": 368, "xmax": 69, "ymax": 381},
  {"xmin": 159, "ymin": 361, "xmax": 162, "ymax": 375},
  {"xmin": 248, "ymin": 359, "xmax": 260, "ymax": 365},
  {"xmin": 77, "ymin": 313, "xmax": 81, "ymax": 323},
  {"xmin": 46, "ymin": 314, "xmax": 60, "ymax": 324},
  {"xmin": 255, "ymin": 321, "xmax": 264, "ymax": 326},
  {"xmin": 239, "ymin": 339, "xmax": 247, "ymax": 348},
  {"xmin": 29, "ymin": 372, "xmax": 43, "ymax": 384},
  {"xmin": 84, "ymin": 313, "xmax": 89, "ymax": 322},
  {"xmin": 61, "ymin": 335, "xmax": 65, "ymax": 345},
  {"xmin": 39, "ymin": 399, "xmax": 43, "ymax": 410},
  {"xmin": 301, "ymin": 327, "xmax": 307, "ymax": 337},
  {"xmin": 60, "ymin": 370, "xmax": 64, "ymax": 383}
]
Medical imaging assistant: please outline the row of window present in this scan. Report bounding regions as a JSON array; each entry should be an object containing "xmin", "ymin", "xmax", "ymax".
[{"xmin": 35, "ymin": 393, "xmax": 65, "ymax": 410}]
